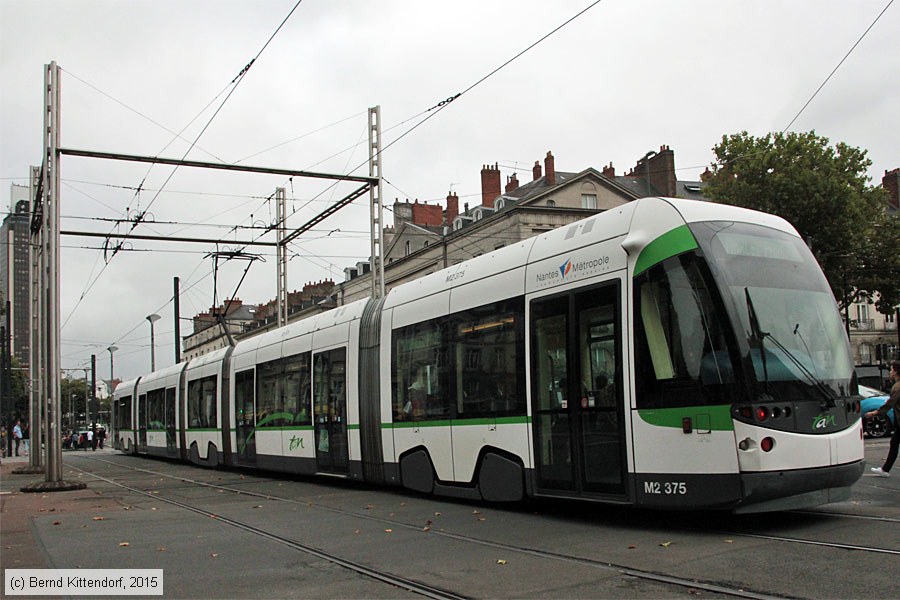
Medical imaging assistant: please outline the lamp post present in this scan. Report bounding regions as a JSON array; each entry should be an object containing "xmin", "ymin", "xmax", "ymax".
[
  {"xmin": 107, "ymin": 345, "xmax": 118, "ymax": 383},
  {"xmin": 146, "ymin": 314, "xmax": 161, "ymax": 371}
]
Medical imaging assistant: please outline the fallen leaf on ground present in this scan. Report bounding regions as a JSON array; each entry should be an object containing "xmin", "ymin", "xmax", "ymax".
[
  {"xmin": 92, "ymin": 516, "xmax": 105, "ymax": 521},
  {"xmin": 660, "ymin": 541, "xmax": 672, "ymax": 547},
  {"xmin": 119, "ymin": 542, "xmax": 129, "ymax": 547},
  {"xmin": 628, "ymin": 545, "xmax": 637, "ymax": 549},
  {"xmin": 497, "ymin": 559, "xmax": 507, "ymax": 565},
  {"xmin": 52, "ymin": 521, "xmax": 60, "ymax": 526},
  {"xmin": 384, "ymin": 529, "xmax": 393, "ymax": 533}
]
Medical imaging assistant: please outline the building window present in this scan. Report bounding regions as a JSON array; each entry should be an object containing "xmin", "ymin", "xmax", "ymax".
[
  {"xmin": 859, "ymin": 343, "xmax": 873, "ymax": 364},
  {"xmin": 581, "ymin": 194, "xmax": 598, "ymax": 209},
  {"xmin": 546, "ymin": 199, "xmax": 556, "ymax": 207},
  {"xmin": 405, "ymin": 240, "xmax": 411, "ymax": 256}
]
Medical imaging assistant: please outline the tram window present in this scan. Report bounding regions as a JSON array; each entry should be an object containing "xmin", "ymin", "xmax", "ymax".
[
  {"xmin": 392, "ymin": 318, "xmax": 451, "ymax": 421},
  {"xmin": 453, "ymin": 299, "xmax": 525, "ymax": 418},
  {"xmin": 118, "ymin": 396, "xmax": 132, "ymax": 427},
  {"xmin": 187, "ymin": 375, "xmax": 217, "ymax": 428},
  {"xmin": 284, "ymin": 352, "xmax": 312, "ymax": 426},
  {"xmin": 165, "ymin": 387, "xmax": 176, "ymax": 428},
  {"xmin": 578, "ymin": 305, "xmax": 617, "ymax": 408},
  {"xmin": 634, "ymin": 253, "xmax": 737, "ymax": 408},
  {"xmin": 256, "ymin": 359, "xmax": 286, "ymax": 427},
  {"xmin": 147, "ymin": 388, "xmax": 165, "ymax": 430},
  {"xmin": 313, "ymin": 348, "xmax": 346, "ymax": 421}
]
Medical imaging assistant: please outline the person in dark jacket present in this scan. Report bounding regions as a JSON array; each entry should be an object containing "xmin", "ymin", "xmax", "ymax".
[{"xmin": 867, "ymin": 360, "xmax": 900, "ymax": 477}]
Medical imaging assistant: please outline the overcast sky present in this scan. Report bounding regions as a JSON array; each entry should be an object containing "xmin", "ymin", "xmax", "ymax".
[{"xmin": 1, "ymin": 0, "xmax": 897, "ymax": 383}]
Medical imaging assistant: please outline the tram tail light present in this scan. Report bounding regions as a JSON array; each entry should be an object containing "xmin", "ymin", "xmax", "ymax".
[
  {"xmin": 739, "ymin": 406, "xmax": 753, "ymax": 419},
  {"xmin": 760, "ymin": 437, "xmax": 775, "ymax": 452},
  {"xmin": 755, "ymin": 407, "xmax": 769, "ymax": 422}
]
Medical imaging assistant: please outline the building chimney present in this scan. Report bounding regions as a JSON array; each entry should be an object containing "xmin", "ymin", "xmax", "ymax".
[
  {"xmin": 635, "ymin": 145, "xmax": 677, "ymax": 197},
  {"xmin": 480, "ymin": 163, "xmax": 501, "ymax": 207},
  {"xmin": 505, "ymin": 174, "xmax": 519, "ymax": 193},
  {"xmin": 445, "ymin": 192, "xmax": 459, "ymax": 222},
  {"xmin": 601, "ymin": 162, "xmax": 615, "ymax": 178},
  {"xmin": 544, "ymin": 151, "xmax": 556, "ymax": 185},
  {"xmin": 883, "ymin": 168, "xmax": 899, "ymax": 210},
  {"xmin": 532, "ymin": 160, "xmax": 542, "ymax": 182}
]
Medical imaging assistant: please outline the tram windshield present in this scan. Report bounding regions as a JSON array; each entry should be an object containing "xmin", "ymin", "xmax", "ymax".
[{"xmin": 691, "ymin": 221, "xmax": 853, "ymax": 402}]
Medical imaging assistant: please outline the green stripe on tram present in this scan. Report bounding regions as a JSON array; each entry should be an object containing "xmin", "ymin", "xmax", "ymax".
[
  {"xmin": 637, "ymin": 405, "xmax": 734, "ymax": 430},
  {"xmin": 385, "ymin": 416, "xmax": 531, "ymax": 429},
  {"xmin": 633, "ymin": 225, "xmax": 699, "ymax": 277}
]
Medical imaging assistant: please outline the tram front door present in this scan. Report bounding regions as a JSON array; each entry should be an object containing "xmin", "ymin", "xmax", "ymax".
[
  {"xmin": 314, "ymin": 348, "xmax": 349, "ymax": 474},
  {"xmin": 531, "ymin": 281, "xmax": 626, "ymax": 496}
]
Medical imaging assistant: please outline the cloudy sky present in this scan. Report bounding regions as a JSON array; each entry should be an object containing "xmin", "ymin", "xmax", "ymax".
[{"xmin": 1, "ymin": 0, "xmax": 897, "ymax": 382}]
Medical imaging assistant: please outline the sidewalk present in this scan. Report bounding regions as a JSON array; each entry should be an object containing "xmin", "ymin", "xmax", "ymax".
[{"xmin": 1, "ymin": 450, "xmax": 121, "ymax": 572}]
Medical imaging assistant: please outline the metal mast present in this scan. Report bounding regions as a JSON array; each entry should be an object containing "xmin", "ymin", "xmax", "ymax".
[
  {"xmin": 23, "ymin": 62, "xmax": 85, "ymax": 492},
  {"xmin": 276, "ymin": 187, "xmax": 288, "ymax": 326},
  {"xmin": 368, "ymin": 106, "xmax": 385, "ymax": 298},
  {"xmin": 23, "ymin": 166, "xmax": 44, "ymax": 473}
]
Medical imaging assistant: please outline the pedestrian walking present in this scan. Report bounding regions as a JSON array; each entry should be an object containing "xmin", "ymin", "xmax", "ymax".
[
  {"xmin": 12, "ymin": 419, "xmax": 23, "ymax": 456},
  {"xmin": 22, "ymin": 421, "xmax": 30, "ymax": 456},
  {"xmin": 867, "ymin": 360, "xmax": 900, "ymax": 477}
]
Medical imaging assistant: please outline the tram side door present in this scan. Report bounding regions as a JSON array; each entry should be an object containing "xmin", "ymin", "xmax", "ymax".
[
  {"xmin": 234, "ymin": 369, "xmax": 257, "ymax": 465},
  {"xmin": 531, "ymin": 281, "xmax": 626, "ymax": 496},
  {"xmin": 165, "ymin": 387, "xmax": 177, "ymax": 456},
  {"xmin": 138, "ymin": 393, "xmax": 148, "ymax": 450},
  {"xmin": 313, "ymin": 348, "xmax": 349, "ymax": 474}
]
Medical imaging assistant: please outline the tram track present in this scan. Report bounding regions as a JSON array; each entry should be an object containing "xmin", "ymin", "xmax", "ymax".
[
  {"xmin": 64, "ymin": 455, "xmax": 843, "ymax": 599},
  {"xmin": 73, "ymin": 456, "xmax": 900, "ymax": 557},
  {"xmin": 66, "ymin": 462, "xmax": 466, "ymax": 600}
]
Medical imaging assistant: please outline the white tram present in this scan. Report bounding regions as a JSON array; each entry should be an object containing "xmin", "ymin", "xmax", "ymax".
[{"xmin": 112, "ymin": 197, "xmax": 865, "ymax": 512}]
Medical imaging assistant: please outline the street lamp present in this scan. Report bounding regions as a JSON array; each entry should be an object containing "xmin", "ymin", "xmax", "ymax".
[
  {"xmin": 107, "ymin": 345, "xmax": 118, "ymax": 384},
  {"xmin": 146, "ymin": 314, "xmax": 161, "ymax": 371}
]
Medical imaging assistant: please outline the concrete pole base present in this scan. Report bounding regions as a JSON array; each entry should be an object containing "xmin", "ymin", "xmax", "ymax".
[{"xmin": 20, "ymin": 480, "xmax": 87, "ymax": 493}]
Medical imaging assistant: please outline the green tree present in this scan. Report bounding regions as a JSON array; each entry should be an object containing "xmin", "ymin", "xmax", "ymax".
[
  {"xmin": 61, "ymin": 377, "xmax": 88, "ymax": 427},
  {"xmin": 5, "ymin": 356, "xmax": 29, "ymax": 418},
  {"xmin": 704, "ymin": 131, "xmax": 899, "ymax": 313}
]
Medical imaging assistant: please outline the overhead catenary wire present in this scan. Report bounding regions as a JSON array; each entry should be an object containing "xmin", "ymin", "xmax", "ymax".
[
  {"xmin": 61, "ymin": 0, "xmax": 306, "ymax": 353},
  {"xmin": 782, "ymin": 0, "xmax": 894, "ymax": 133}
]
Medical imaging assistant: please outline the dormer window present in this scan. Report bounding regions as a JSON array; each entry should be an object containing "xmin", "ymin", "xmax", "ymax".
[{"xmin": 546, "ymin": 199, "xmax": 556, "ymax": 207}]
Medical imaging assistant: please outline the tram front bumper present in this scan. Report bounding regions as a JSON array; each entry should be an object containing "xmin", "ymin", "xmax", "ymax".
[{"xmin": 734, "ymin": 460, "xmax": 865, "ymax": 513}]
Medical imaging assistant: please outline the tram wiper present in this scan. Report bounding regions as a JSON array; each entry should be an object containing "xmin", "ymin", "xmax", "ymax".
[
  {"xmin": 764, "ymin": 329, "xmax": 838, "ymax": 410},
  {"xmin": 744, "ymin": 289, "xmax": 770, "ymax": 395}
]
